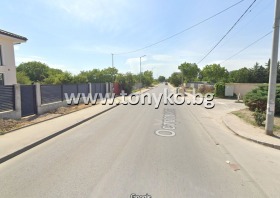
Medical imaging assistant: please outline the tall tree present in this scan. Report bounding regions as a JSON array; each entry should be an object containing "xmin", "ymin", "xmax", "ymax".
[
  {"xmin": 17, "ymin": 61, "xmax": 50, "ymax": 82},
  {"xmin": 229, "ymin": 67, "xmax": 252, "ymax": 83},
  {"xmin": 178, "ymin": 62, "xmax": 200, "ymax": 82},
  {"xmin": 116, "ymin": 72, "xmax": 136, "ymax": 94},
  {"xmin": 168, "ymin": 72, "xmax": 182, "ymax": 87},
  {"xmin": 201, "ymin": 64, "xmax": 228, "ymax": 83},
  {"xmin": 101, "ymin": 67, "xmax": 118, "ymax": 82},
  {"xmin": 250, "ymin": 62, "xmax": 268, "ymax": 83},
  {"xmin": 16, "ymin": 72, "xmax": 31, "ymax": 84},
  {"xmin": 158, "ymin": 76, "xmax": 166, "ymax": 82},
  {"xmin": 141, "ymin": 70, "xmax": 154, "ymax": 87},
  {"xmin": 44, "ymin": 72, "xmax": 73, "ymax": 84}
]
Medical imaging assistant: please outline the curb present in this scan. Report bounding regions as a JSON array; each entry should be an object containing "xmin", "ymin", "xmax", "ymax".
[
  {"xmin": 222, "ymin": 117, "xmax": 280, "ymax": 151},
  {"xmin": 0, "ymin": 101, "xmax": 101, "ymax": 136},
  {"xmin": 0, "ymin": 104, "xmax": 119, "ymax": 164},
  {"xmin": 0, "ymin": 87, "xmax": 154, "ymax": 164}
]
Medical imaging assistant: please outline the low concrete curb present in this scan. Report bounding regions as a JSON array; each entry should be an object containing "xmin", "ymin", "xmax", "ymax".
[
  {"xmin": 2, "ymin": 102, "xmax": 102, "ymax": 135},
  {"xmin": 0, "ymin": 87, "xmax": 155, "ymax": 164},
  {"xmin": 222, "ymin": 115, "xmax": 280, "ymax": 150},
  {"xmin": 0, "ymin": 105, "xmax": 119, "ymax": 164}
]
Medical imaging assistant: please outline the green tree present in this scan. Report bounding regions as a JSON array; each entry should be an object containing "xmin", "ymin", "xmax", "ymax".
[
  {"xmin": 201, "ymin": 64, "xmax": 228, "ymax": 83},
  {"xmin": 101, "ymin": 67, "xmax": 118, "ymax": 82},
  {"xmin": 73, "ymin": 71, "xmax": 90, "ymax": 83},
  {"xmin": 250, "ymin": 62, "xmax": 268, "ymax": 83},
  {"xmin": 16, "ymin": 72, "xmax": 31, "ymax": 84},
  {"xmin": 158, "ymin": 76, "xmax": 166, "ymax": 83},
  {"xmin": 141, "ymin": 70, "xmax": 153, "ymax": 87},
  {"xmin": 48, "ymin": 68, "xmax": 63, "ymax": 76},
  {"xmin": 168, "ymin": 72, "xmax": 182, "ymax": 87},
  {"xmin": 265, "ymin": 59, "xmax": 280, "ymax": 83},
  {"xmin": 178, "ymin": 62, "xmax": 200, "ymax": 82},
  {"xmin": 44, "ymin": 71, "xmax": 73, "ymax": 84},
  {"xmin": 87, "ymin": 69, "xmax": 100, "ymax": 83},
  {"xmin": 229, "ymin": 67, "xmax": 252, "ymax": 83},
  {"xmin": 116, "ymin": 72, "xmax": 136, "ymax": 94},
  {"xmin": 17, "ymin": 61, "xmax": 50, "ymax": 82}
]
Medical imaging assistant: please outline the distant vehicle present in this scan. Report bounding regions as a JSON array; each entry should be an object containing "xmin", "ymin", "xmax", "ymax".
[{"xmin": 165, "ymin": 82, "xmax": 168, "ymax": 85}]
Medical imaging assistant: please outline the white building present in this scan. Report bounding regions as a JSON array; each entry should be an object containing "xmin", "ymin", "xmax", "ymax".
[{"xmin": 0, "ymin": 29, "xmax": 27, "ymax": 85}]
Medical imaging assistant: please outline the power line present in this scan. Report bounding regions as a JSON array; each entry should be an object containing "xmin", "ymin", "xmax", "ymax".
[
  {"xmin": 197, "ymin": 0, "xmax": 257, "ymax": 64},
  {"xmin": 219, "ymin": 0, "xmax": 272, "ymax": 48},
  {"xmin": 114, "ymin": 0, "xmax": 246, "ymax": 55},
  {"xmin": 220, "ymin": 30, "xmax": 272, "ymax": 64}
]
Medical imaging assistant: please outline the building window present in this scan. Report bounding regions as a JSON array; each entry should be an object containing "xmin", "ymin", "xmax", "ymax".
[
  {"xmin": 0, "ymin": 45, "xmax": 3, "ymax": 66},
  {"xmin": 0, "ymin": 73, "xmax": 4, "ymax": 85}
]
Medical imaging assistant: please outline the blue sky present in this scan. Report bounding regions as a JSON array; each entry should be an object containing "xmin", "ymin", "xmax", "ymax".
[{"xmin": 1, "ymin": 0, "xmax": 275, "ymax": 78}]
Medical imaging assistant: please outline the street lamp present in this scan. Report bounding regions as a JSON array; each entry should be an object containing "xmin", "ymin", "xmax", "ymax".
[
  {"xmin": 140, "ymin": 55, "xmax": 146, "ymax": 93},
  {"xmin": 111, "ymin": 53, "xmax": 114, "ymax": 67}
]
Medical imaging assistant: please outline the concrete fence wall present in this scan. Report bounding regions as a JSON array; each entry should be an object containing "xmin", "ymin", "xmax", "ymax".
[
  {"xmin": 225, "ymin": 83, "xmax": 265, "ymax": 97},
  {"xmin": 0, "ymin": 82, "xmax": 112, "ymax": 119},
  {"xmin": 186, "ymin": 82, "xmax": 214, "ymax": 89},
  {"xmin": 37, "ymin": 82, "xmax": 110, "ymax": 115}
]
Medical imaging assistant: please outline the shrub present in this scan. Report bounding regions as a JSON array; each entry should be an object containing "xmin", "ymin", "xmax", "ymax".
[
  {"xmin": 198, "ymin": 84, "xmax": 214, "ymax": 95},
  {"xmin": 253, "ymin": 109, "xmax": 266, "ymax": 126},
  {"xmin": 214, "ymin": 82, "xmax": 225, "ymax": 97},
  {"xmin": 244, "ymin": 85, "xmax": 280, "ymax": 115}
]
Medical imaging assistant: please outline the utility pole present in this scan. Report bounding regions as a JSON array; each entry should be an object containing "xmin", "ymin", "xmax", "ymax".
[
  {"xmin": 140, "ymin": 55, "xmax": 146, "ymax": 94},
  {"xmin": 111, "ymin": 53, "xmax": 114, "ymax": 67},
  {"xmin": 181, "ymin": 73, "xmax": 184, "ymax": 93},
  {"xmin": 265, "ymin": 0, "xmax": 280, "ymax": 135}
]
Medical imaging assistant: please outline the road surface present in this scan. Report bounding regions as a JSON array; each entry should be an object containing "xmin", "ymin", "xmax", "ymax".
[{"xmin": 0, "ymin": 85, "xmax": 279, "ymax": 197}]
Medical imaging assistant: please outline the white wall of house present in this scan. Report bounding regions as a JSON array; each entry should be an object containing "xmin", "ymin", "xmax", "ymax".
[{"xmin": 0, "ymin": 35, "xmax": 24, "ymax": 85}]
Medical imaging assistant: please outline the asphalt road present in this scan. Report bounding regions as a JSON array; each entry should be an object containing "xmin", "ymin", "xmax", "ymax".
[{"xmin": 0, "ymin": 85, "xmax": 279, "ymax": 197}]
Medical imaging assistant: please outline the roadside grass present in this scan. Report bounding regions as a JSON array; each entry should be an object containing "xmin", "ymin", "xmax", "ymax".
[
  {"xmin": 232, "ymin": 108, "xmax": 280, "ymax": 137},
  {"xmin": 185, "ymin": 88, "xmax": 193, "ymax": 94},
  {"xmin": 0, "ymin": 119, "xmax": 24, "ymax": 135},
  {"xmin": 132, "ymin": 88, "xmax": 141, "ymax": 93},
  {"xmin": 152, "ymin": 82, "xmax": 159, "ymax": 86},
  {"xmin": 132, "ymin": 86, "xmax": 154, "ymax": 93}
]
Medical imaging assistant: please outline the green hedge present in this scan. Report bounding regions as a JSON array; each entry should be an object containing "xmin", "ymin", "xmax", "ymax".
[
  {"xmin": 214, "ymin": 82, "xmax": 225, "ymax": 97},
  {"xmin": 244, "ymin": 85, "xmax": 280, "ymax": 114}
]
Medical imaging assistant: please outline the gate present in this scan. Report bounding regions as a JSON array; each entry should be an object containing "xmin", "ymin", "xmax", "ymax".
[{"xmin": 20, "ymin": 85, "xmax": 37, "ymax": 117}]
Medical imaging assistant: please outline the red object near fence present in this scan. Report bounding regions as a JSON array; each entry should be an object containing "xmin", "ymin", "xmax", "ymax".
[{"xmin": 113, "ymin": 82, "xmax": 121, "ymax": 95}]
